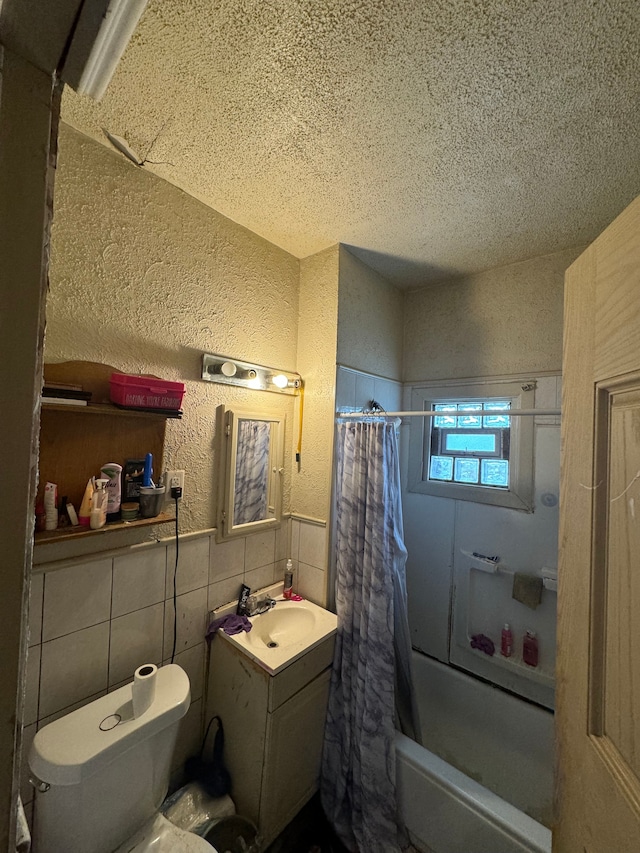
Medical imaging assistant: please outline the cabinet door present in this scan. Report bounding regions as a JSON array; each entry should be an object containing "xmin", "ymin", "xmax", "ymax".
[{"xmin": 259, "ymin": 669, "xmax": 331, "ymax": 845}]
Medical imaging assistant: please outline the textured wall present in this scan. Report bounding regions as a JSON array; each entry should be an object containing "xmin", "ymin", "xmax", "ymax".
[
  {"xmin": 337, "ymin": 246, "xmax": 403, "ymax": 381},
  {"xmin": 46, "ymin": 124, "xmax": 300, "ymax": 533},
  {"xmin": 293, "ymin": 246, "xmax": 339, "ymax": 522},
  {"xmin": 403, "ymin": 247, "xmax": 584, "ymax": 382}
]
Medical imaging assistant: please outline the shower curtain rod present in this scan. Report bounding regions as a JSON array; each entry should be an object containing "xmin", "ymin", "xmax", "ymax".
[{"xmin": 336, "ymin": 408, "xmax": 561, "ymax": 418}]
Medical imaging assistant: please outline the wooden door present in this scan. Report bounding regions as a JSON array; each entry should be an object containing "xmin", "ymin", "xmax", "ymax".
[{"xmin": 556, "ymin": 194, "xmax": 640, "ymax": 850}]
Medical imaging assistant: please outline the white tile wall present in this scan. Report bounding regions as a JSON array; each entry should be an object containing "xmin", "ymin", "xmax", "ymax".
[
  {"xmin": 109, "ymin": 603, "xmax": 164, "ymax": 686},
  {"xmin": 42, "ymin": 559, "xmax": 112, "ymax": 641},
  {"xmin": 21, "ymin": 520, "xmax": 309, "ymax": 808},
  {"xmin": 112, "ymin": 550, "xmax": 166, "ymax": 617},
  {"xmin": 166, "ymin": 537, "xmax": 210, "ymax": 598},
  {"xmin": 163, "ymin": 586, "xmax": 208, "ymax": 660},
  {"xmin": 209, "ymin": 537, "xmax": 245, "ymax": 582},
  {"xmin": 39, "ymin": 622, "xmax": 110, "ymax": 718},
  {"xmin": 245, "ymin": 529, "xmax": 276, "ymax": 571}
]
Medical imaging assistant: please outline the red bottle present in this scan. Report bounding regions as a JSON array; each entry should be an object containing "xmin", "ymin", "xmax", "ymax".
[
  {"xmin": 523, "ymin": 630, "xmax": 539, "ymax": 667},
  {"xmin": 501, "ymin": 623, "xmax": 513, "ymax": 658}
]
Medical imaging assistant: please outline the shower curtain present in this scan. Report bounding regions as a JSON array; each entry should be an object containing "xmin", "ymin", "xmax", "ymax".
[{"xmin": 321, "ymin": 419, "xmax": 418, "ymax": 853}]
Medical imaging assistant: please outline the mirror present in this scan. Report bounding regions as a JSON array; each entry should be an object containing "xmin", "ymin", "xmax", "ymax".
[{"xmin": 216, "ymin": 405, "xmax": 285, "ymax": 541}]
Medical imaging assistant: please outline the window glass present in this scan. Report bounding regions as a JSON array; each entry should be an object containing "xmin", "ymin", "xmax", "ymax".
[
  {"xmin": 444, "ymin": 433, "xmax": 497, "ymax": 454},
  {"xmin": 481, "ymin": 459, "xmax": 509, "ymax": 487},
  {"xmin": 434, "ymin": 404, "xmax": 457, "ymax": 428},
  {"xmin": 429, "ymin": 455, "xmax": 453, "ymax": 481},
  {"xmin": 454, "ymin": 458, "xmax": 480, "ymax": 483}
]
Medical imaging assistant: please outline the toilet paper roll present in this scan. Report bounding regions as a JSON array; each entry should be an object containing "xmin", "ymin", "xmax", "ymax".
[{"xmin": 132, "ymin": 663, "xmax": 158, "ymax": 718}]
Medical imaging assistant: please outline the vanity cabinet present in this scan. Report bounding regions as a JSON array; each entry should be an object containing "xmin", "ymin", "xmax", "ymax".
[{"xmin": 206, "ymin": 632, "xmax": 335, "ymax": 849}]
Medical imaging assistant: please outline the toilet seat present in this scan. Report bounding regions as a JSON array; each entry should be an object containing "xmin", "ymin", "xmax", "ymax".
[{"xmin": 113, "ymin": 812, "xmax": 218, "ymax": 852}]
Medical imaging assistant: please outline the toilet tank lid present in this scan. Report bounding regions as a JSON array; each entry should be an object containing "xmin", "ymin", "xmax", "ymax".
[{"xmin": 29, "ymin": 664, "xmax": 190, "ymax": 787}]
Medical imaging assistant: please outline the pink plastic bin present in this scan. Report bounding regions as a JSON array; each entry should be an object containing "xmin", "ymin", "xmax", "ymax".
[{"xmin": 109, "ymin": 373, "xmax": 185, "ymax": 411}]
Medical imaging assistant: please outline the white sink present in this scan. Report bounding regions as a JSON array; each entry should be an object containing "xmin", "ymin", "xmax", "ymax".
[{"xmin": 219, "ymin": 597, "xmax": 337, "ymax": 675}]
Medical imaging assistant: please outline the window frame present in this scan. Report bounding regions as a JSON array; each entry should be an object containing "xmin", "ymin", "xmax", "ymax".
[{"xmin": 407, "ymin": 379, "xmax": 535, "ymax": 511}]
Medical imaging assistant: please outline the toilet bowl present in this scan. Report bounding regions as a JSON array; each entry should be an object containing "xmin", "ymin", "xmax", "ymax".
[
  {"xmin": 113, "ymin": 812, "xmax": 216, "ymax": 852},
  {"xmin": 29, "ymin": 664, "xmax": 216, "ymax": 853}
]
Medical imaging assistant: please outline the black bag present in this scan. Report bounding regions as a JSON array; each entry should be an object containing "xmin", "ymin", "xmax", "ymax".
[{"xmin": 185, "ymin": 715, "xmax": 232, "ymax": 797}]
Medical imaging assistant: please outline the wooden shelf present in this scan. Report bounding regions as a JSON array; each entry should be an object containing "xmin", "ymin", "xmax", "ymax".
[
  {"xmin": 34, "ymin": 512, "xmax": 174, "ymax": 545},
  {"xmin": 37, "ymin": 362, "xmax": 180, "ymax": 544},
  {"xmin": 41, "ymin": 401, "xmax": 181, "ymax": 419}
]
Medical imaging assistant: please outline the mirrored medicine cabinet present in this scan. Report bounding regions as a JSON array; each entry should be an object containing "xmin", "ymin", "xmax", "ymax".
[{"xmin": 216, "ymin": 405, "xmax": 285, "ymax": 542}]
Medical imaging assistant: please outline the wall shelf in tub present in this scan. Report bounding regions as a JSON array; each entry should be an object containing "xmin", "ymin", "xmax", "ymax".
[
  {"xmin": 465, "ymin": 637, "xmax": 555, "ymax": 688},
  {"xmin": 463, "ymin": 551, "xmax": 558, "ymax": 593}
]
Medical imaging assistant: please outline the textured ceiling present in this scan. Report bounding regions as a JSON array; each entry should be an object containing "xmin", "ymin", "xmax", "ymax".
[{"xmin": 61, "ymin": 0, "xmax": 640, "ymax": 288}]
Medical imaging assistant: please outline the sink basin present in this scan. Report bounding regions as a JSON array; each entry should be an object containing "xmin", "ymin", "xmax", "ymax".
[
  {"xmin": 219, "ymin": 597, "xmax": 337, "ymax": 675},
  {"xmin": 246, "ymin": 603, "xmax": 316, "ymax": 650}
]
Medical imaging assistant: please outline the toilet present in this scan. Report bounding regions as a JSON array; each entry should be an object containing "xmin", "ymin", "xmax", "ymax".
[{"xmin": 28, "ymin": 664, "xmax": 217, "ymax": 853}]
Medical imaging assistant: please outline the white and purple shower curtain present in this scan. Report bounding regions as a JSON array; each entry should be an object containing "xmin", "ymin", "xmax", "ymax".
[{"xmin": 321, "ymin": 419, "xmax": 418, "ymax": 853}]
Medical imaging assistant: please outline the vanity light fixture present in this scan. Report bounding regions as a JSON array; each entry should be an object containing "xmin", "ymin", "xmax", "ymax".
[{"xmin": 201, "ymin": 353, "xmax": 302, "ymax": 396}]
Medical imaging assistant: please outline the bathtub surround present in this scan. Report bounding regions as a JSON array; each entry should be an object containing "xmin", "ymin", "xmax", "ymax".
[
  {"xmin": 322, "ymin": 420, "xmax": 414, "ymax": 853},
  {"xmin": 396, "ymin": 652, "xmax": 552, "ymax": 853}
]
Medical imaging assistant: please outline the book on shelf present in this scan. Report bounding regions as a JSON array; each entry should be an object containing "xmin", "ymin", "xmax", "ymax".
[
  {"xmin": 41, "ymin": 396, "xmax": 88, "ymax": 407},
  {"xmin": 42, "ymin": 385, "xmax": 92, "ymax": 401}
]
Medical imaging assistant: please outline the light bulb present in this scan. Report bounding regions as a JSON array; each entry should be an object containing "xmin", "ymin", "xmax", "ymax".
[
  {"xmin": 221, "ymin": 361, "xmax": 237, "ymax": 377},
  {"xmin": 272, "ymin": 374, "xmax": 289, "ymax": 389}
]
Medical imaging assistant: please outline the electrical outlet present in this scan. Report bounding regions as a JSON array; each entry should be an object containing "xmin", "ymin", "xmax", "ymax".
[{"xmin": 167, "ymin": 469, "xmax": 185, "ymax": 499}]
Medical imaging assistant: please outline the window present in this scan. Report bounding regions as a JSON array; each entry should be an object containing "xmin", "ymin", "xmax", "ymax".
[
  {"xmin": 429, "ymin": 400, "xmax": 511, "ymax": 488},
  {"xmin": 408, "ymin": 380, "xmax": 535, "ymax": 510}
]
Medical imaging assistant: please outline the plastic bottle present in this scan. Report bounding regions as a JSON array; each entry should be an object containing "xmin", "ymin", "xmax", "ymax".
[
  {"xmin": 90, "ymin": 479, "xmax": 109, "ymax": 530},
  {"xmin": 501, "ymin": 623, "xmax": 513, "ymax": 658},
  {"xmin": 100, "ymin": 462, "xmax": 123, "ymax": 521},
  {"xmin": 283, "ymin": 559, "xmax": 294, "ymax": 599},
  {"xmin": 44, "ymin": 482, "xmax": 58, "ymax": 531},
  {"xmin": 78, "ymin": 478, "xmax": 95, "ymax": 527},
  {"xmin": 523, "ymin": 630, "xmax": 539, "ymax": 667}
]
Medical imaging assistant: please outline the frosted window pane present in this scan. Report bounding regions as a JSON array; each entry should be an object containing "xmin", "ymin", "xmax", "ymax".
[
  {"xmin": 430, "ymin": 455, "xmax": 453, "ymax": 481},
  {"xmin": 457, "ymin": 403, "xmax": 482, "ymax": 427},
  {"xmin": 483, "ymin": 401, "xmax": 511, "ymax": 427},
  {"xmin": 481, "ymin": 459, "xmax": 509, "ymax": 487},
  {"xmin": 434, "ymin": 404, "xmax": 457, "ymax": 428},
  {"xmin": 454, "ymin": 458, "xmax": 479, "ymax": 483},
  {"xmin": 445, "ymin": 433, "xmax": 496, "ymax": 453}
]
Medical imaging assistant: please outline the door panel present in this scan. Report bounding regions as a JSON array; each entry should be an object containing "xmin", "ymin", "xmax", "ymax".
[{"xmin": 556, "ymin": 195, "xmax": 640, "ymax": 851}]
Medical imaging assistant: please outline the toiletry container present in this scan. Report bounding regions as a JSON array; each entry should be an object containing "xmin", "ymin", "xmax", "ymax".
[
  {"xmin": 79, "ymin": 478, "xmax": 95, "ymax": 527},
  {"xmin": 283, "ymin": 559, "xmax": 294, "ymax": 599},
  {"xmin": 90, "ymin": 479, "xmax": 109, "ymax": 529},
  {"xmin": 501, "ymin": 623, "xmax": 513, "ymax": 658},
  {"xmin": 29, "ymin": 665, "xmax": 217, "ymax": 853},
  {"xmin": 523, "ymin": 630, "xmax": 539, "ymax": 667},
  {"xmin": 100, "ymin": 462, "xmax": 123, "ymax": 521}
]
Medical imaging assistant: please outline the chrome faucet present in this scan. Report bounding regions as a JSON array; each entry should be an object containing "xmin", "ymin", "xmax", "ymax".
[{"xmin": 246, "ymin": 594, "xmax": 277, "ymax": 617}]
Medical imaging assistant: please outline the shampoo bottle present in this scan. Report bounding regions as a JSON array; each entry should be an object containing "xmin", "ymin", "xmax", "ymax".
[
  {"xmin": 523, "ymin": 630, "xmax": 539, "ymax": 667},
  {"xmin": 283, "ymin": 559, "xmax": 294, "ymax": 599},
  {"xmin": 501, "ymin": 623, "xmax": 513, "ymax": 658}
]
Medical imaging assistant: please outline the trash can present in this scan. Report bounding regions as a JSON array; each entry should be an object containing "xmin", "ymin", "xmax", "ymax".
[{"xmin": 202, "ymin": 815, "xmax": 260, "ymax": 853}]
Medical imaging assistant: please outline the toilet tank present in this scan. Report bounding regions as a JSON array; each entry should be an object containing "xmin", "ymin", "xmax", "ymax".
[{"xmin": 29, "ymin": 664, "xmax": 191, "ymax": 853}]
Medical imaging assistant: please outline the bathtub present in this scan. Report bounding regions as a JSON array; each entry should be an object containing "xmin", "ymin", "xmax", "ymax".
[{"xmin": 396, "ymin": 653, "xmax": 553, "ymax": 853}]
